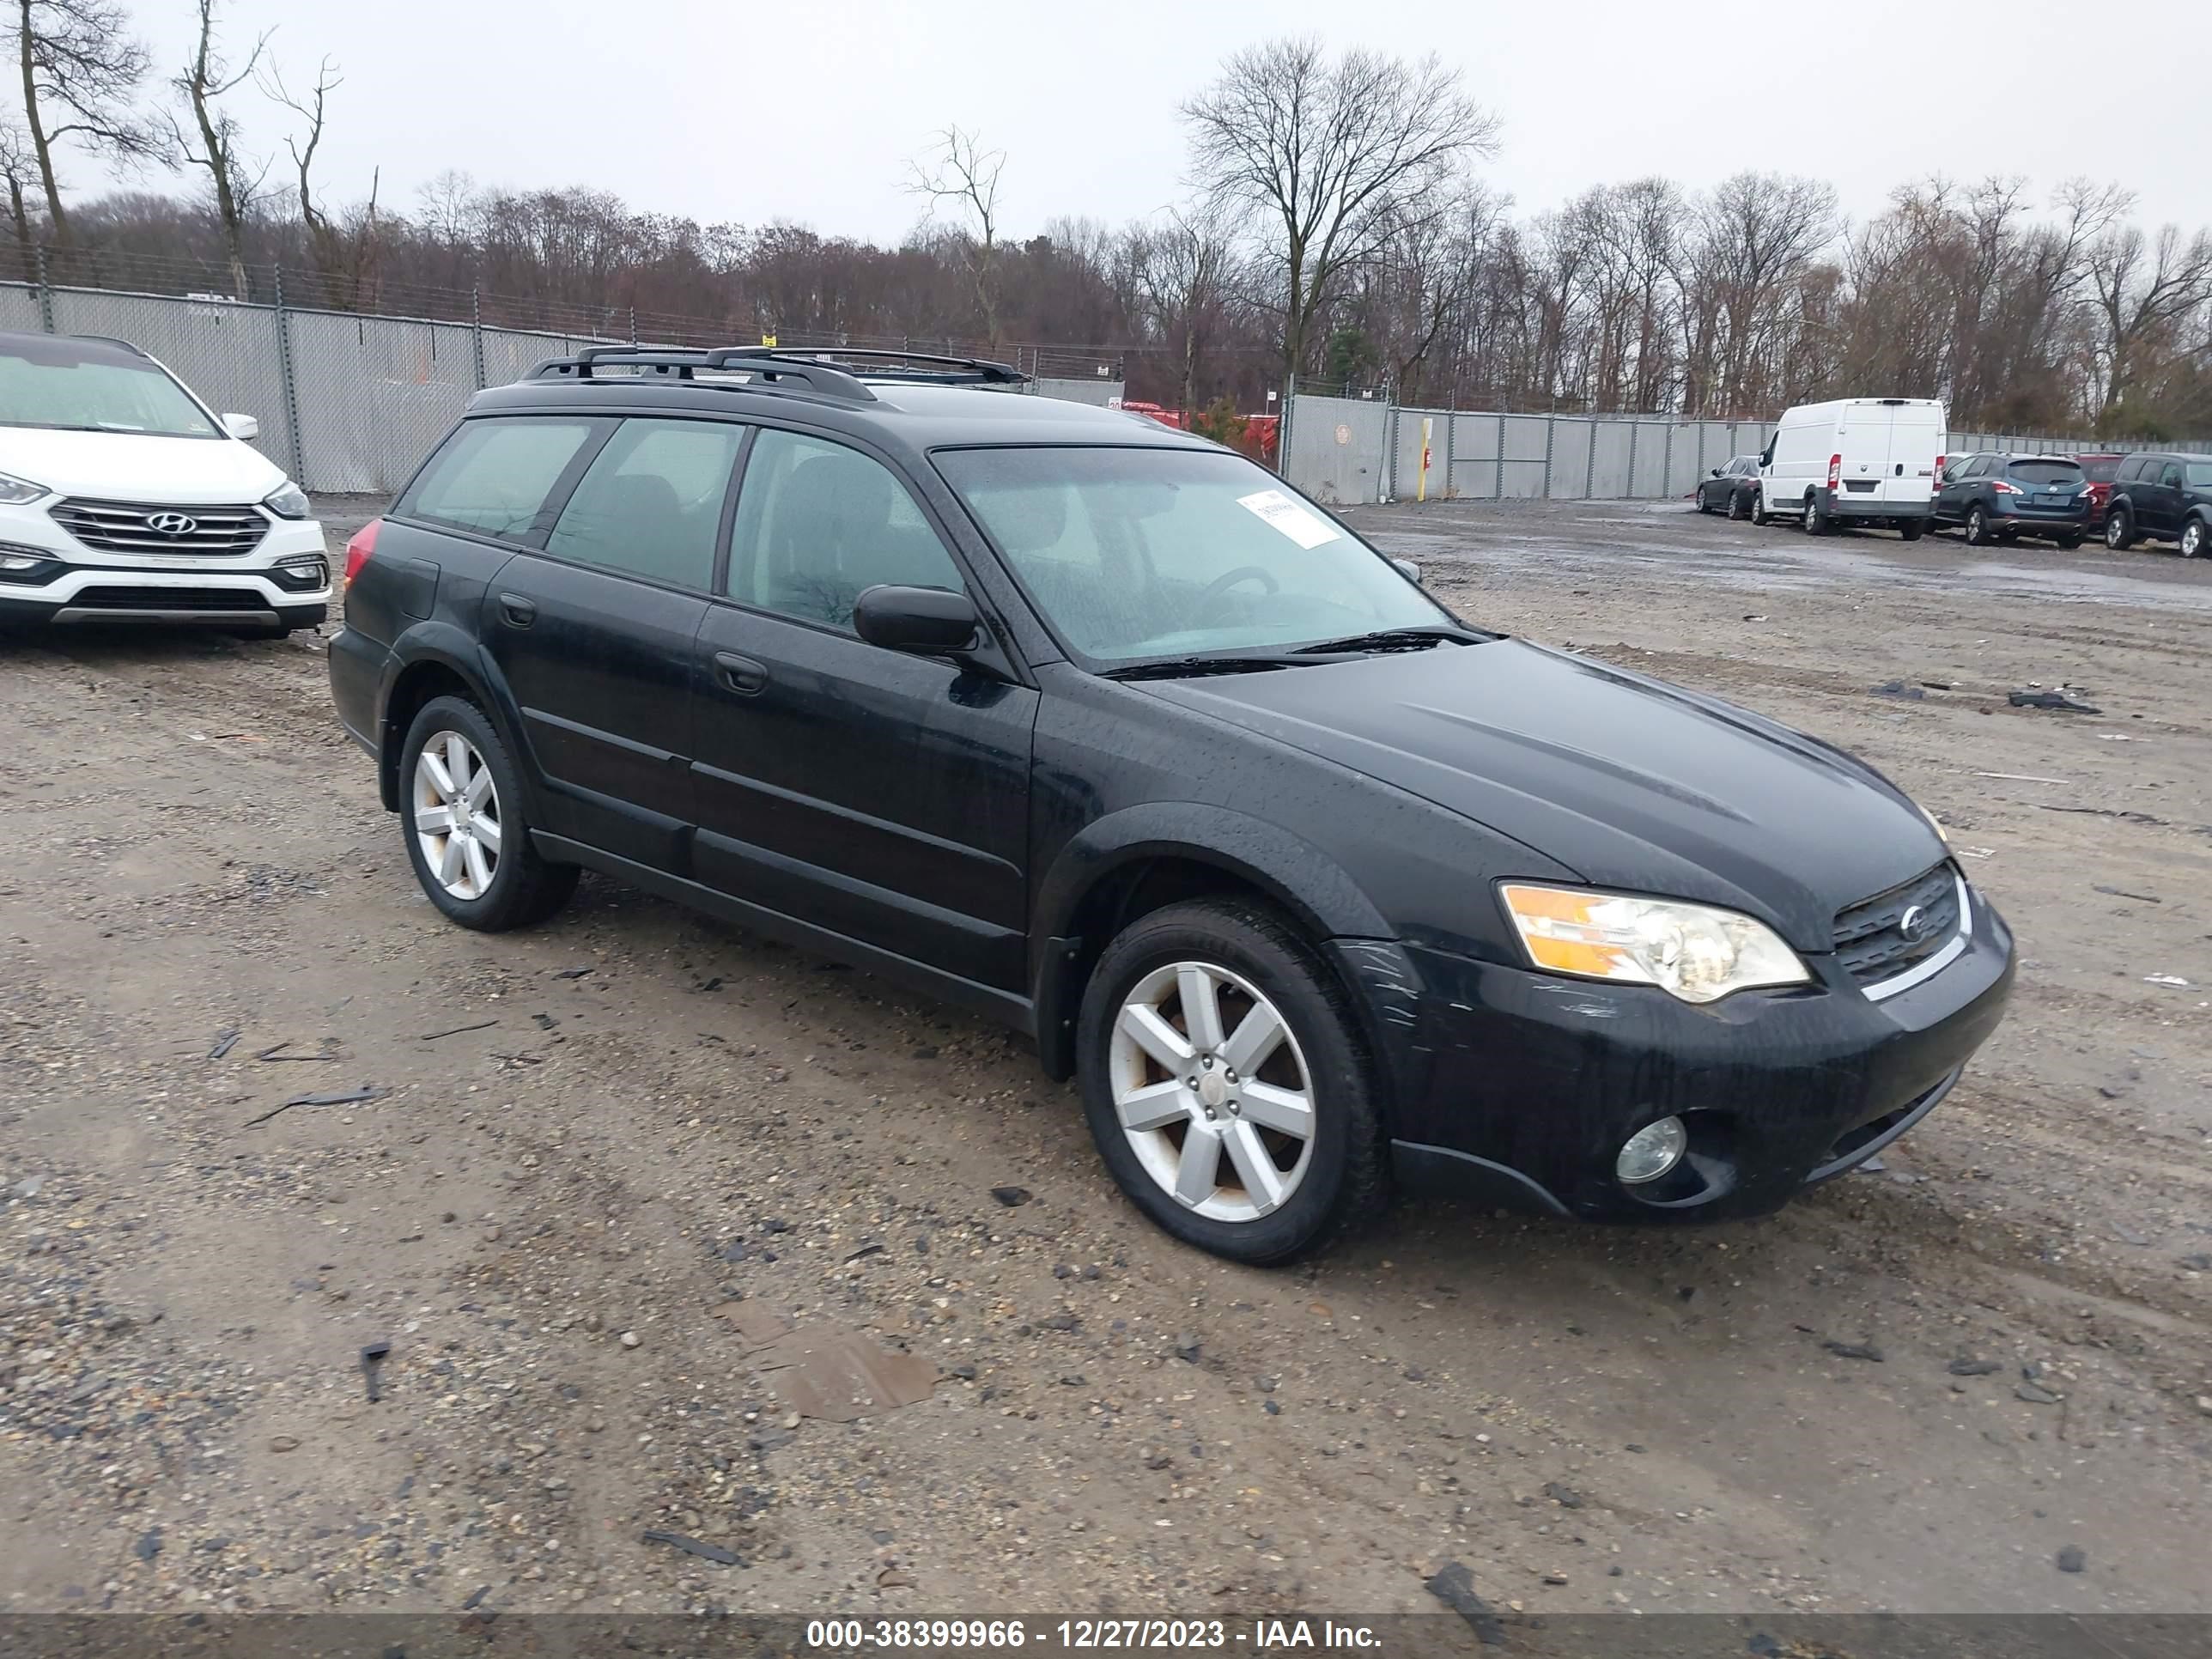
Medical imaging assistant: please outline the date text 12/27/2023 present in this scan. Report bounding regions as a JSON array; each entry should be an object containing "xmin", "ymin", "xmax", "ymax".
[{"xmin": 804, "ymin": 1620, "xmax": 1386, "ymax": 1651}]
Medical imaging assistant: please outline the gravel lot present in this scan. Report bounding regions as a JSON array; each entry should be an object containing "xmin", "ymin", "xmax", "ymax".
[{"xmin": 2, "ymin": 495, "xmax": 2207, "ymax": 1620}]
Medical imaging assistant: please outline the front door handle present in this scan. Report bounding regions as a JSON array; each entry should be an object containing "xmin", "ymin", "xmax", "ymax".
[
  {"xmin": 497, "ymin": 593, "xmax": 538, "ymax": 629},
  {"xmin": 714, "ymin": 650, "xmax": 768, "ymax": 696}
]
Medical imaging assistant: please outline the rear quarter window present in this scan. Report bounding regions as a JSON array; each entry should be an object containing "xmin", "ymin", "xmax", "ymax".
[{"xmin": 398, "ymin": 418, "xmax": 605, "ymax": 542}]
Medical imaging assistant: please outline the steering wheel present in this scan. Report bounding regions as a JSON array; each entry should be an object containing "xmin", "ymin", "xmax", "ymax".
[{"xmin": 1191, "ymin": 564, "xmax": 1279, "ymax": 624}]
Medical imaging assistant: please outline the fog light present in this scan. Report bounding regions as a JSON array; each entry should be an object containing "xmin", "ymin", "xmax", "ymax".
[{"xmin": 1617, "ymin": 1116, "xmax": 1687, "ymax": 1184}]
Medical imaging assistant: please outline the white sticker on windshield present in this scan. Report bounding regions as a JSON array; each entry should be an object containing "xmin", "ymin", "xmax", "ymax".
[{"xmin": 1237, "ymin": 488, "xmax": 1341, "ymax": 550}]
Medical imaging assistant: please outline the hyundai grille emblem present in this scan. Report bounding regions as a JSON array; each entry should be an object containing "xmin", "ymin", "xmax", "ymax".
[{"xmin": 147, "ymin": 512, "xmax": 199, "ymax": 536}]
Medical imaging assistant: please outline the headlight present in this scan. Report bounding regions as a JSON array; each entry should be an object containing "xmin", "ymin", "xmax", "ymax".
[
  {"xmin": 262, "ymin": 482, "xmax": 312, "ymax": 520},
  {"xmin": 1498, "ymin": 884, "xmax": 1809, "ymax": 1004},
  {"xmin": 0, "ymin": 471, "xmax": 50, "ymax": 504}
]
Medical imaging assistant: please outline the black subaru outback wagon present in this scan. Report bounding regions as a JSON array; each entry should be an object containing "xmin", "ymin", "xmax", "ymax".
[{"xmin": 330, "ymin": 347, "xmax": 2014, "ymax": 1262}]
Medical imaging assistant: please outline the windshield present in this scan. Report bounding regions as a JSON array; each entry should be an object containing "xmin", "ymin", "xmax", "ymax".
[
  {"xmin": 935, "ymin": 446, "xmax": 1450, "ymax": 664},
  {"xmin": 0, "ymin": 337, "xmax": 220, "ymax": 437},
  {"xmin": 2008, "ymin": 459, "xmax": 2083, "ymax": 486}
]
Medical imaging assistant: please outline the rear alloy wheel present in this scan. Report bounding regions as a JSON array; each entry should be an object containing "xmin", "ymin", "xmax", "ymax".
[
  {"xmin": 1965, "ymin": 505, "xmax": 1993, "ymax": 546},
  {"xmin": 400, "ymin": 695, "xmax": 579, "ymax": 932},
  {"xmin": 1728, "ymin": 488, "xmax": 1749, "ymax": 520},
  {"xmin": 1804, "ymin": 492, "xmax": 1829, "ymax": 535},
  {"xmin": 1748, "ymin": 490, "xmax": 1771, "ymax": 526},
  {"xmin": 2105, "ymin": 507, "xmax": 2134, "ymax": 550},
  {"xmin": 1078, "ymin": 899, "xmax": 1383, "ymax": 1264},
  {"xmin": 2182, "ymin": 519, "xmax": 2206, "ymax": 560}
]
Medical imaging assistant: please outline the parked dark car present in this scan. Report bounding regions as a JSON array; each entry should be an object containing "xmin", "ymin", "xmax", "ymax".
[
  {"xmin": 1929, "ymin": 453, "xmax": 2091, "ymax": 546},
  {"xmin": 2103, "ymin": 451, "xmax": 2212, "ymax": 558},
  {"xmin": 2073, "ymin": 453, "xmax": 2125, "ymax": 532},
  {"xmin": 328, "ymin": 347, "xmax": 2014, "ymax": 1263},
  {"xmin": 1693, "ymin": 455, "xmax": 1760, "ymax": 517}
]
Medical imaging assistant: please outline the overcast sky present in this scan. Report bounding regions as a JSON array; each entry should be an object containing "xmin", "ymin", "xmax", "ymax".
[{"xmin": 110, "ymin": 0, "xmax": 2206, "ymax": 243}]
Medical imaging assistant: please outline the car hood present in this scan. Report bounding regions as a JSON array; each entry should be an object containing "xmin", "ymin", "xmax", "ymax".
[
  {"xmin": 0, "ymin": 426, "xmax": 289, "ymax": 503},
  {"xmin": 1132, "ymin": 638, "xmax": 1946, "ymax": 950}
]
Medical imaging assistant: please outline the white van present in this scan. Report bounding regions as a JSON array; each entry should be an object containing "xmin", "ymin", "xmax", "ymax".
[{"xmin": 1755, "ymin": 398, "xmax": 1945, "ymax": 538}]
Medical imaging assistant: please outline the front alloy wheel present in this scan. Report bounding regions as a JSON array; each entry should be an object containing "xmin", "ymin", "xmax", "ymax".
[
  {"xmin": 413, "ymin": 730, "xmax": 502, "ymax": 899},
  {"xmin": 1109, "ymin": 960, "xmax": 1316, "ymax": 1223},
  {"xmin": 2183, "ymin": 519, "xmax": 2205, "ymax": 559}
]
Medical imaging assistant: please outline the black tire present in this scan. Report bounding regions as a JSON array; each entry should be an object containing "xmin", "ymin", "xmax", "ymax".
[
  {"xmin": 399, "ymin": 694, "xmax": 579, "ymax": 933},
  {"xmin": 1965, "ymin": 504, "xmax": 1993, "ymax": 547},
  {"xmin": 1075, "ymin": 897, "xmax": 1386, "ymax": 1265},
  {"xmin": 1899, "ymin": 519, "xmax": 1925, "ymax": 542},
  {"xmin": 1748, "ymin": 490, "xmax": 1771, "ymax": 526},
  {"xmin": 1728, "ymin": 488, "xmax": 1750, "ymax": 520},
  {"xmin": 1803, "ymin": 492, "xmax": 1829, "ymax": 535},
  {"xmin": 2105, "ymin": 507, "xmax": 2134, "ymax": 550},
  {"xmin": 2182, "ymin": 518, "xmax": 2207, "ymax": 560},
  {"xmin": 2055, "ymin": 532, "xmax": 2082, "ymax": 550},
  {"xmin": 1695, "ymin": 486, "xmax": 1713, "ymax": 514}
]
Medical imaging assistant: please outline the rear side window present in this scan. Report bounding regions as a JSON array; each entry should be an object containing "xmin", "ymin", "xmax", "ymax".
[
  {"xmin": 401, "ymin": 418, "xmax": 600, "ymax": 541},
  {"xmin": 2077, "ymin": 458, "xmax": 2120, "ymax": 482},
  {"xmin": 2008, "ymin": 460, "xmax": 2083, "ymax": 486},
  {"xmin": 543, "ymin": 418, "xmax": 745, "ymax": 590},
  {"xmin": 2119, "ymin": 456, "xmax": 2152, "ymax": 482},
  {"xmin": 1958, "ymin": 456, "xmax": 1991, "ymax": 479}
]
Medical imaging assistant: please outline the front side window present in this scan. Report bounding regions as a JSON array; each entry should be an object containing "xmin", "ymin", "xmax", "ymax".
[
  {"xmin": 401, "ymin": 418, "xmax": 600, "ymax": 541},
  {"xmin": 2185, "ymin": 462, "xmax": 2212, "ymax": 488},
  {"xmin": 726, "ymin": 428, "xmax": 964, "ymax": 631},
  {"xmin": 936, "ymin": 446, "xmax": 1451, "ymax": 665},
  {"xmin": 0, "ymin": 336, "xmax": 219, "ymax": 437},
  {"xmin": 2161, "ymin": 463, "xmax": 2185, "ymax": 488},
  {"xmin": 544, "ymin": 417, "xmax": 744, "ymax": 589}
]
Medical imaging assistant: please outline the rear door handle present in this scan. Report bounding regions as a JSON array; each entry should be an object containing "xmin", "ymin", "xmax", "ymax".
[
  {"xmin": 714, "ymin": 650, "xmax": 768, "ymax": 695},
  {"xmin": 496, "ymin": 593, "xmax": 537, "ymax": 629}
]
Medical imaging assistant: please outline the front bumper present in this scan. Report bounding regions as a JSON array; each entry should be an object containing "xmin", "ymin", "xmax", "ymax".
[
  {"xmin": 1341, "ymin": 884, "xmax": 2014, "ymax": 1222},
  {"xmin": 0, "ymin": 501, "xmax": 330, "ymax": 626}
]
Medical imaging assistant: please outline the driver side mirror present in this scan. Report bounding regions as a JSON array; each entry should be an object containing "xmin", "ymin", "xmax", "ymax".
[
  {"xmin": 854, "ymin": 585, "xmax": 981, "ymax": 657},
  {"xmin": 1710, "ymin": 467, "xmax": 1723, "ymax": 477},
  {"xmin": 1389, "ymin": 556, "xmax": 1423, "ymax": 585},
  {"xmin": 222, "ymin": 412, "xmax": 260, "ymax": 441}
]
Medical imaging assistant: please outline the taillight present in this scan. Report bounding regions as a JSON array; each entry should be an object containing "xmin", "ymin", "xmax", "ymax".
[
  {"xmin": 343, "ymin": 518, "xmax": 382, "ymax": 586},
  {"xmin": 1934, "ymin": 455, "xmax": 1945, "ymax": 483},
  {"xmin": 1990, "ymin": 479, "xmax": 2022, "ymax": 495},
  {"xmin": 1826, "ymin": 453, "xmax": 1842, "ymax": 489}
]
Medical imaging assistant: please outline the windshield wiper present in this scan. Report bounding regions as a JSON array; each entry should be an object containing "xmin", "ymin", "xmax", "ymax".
[
  {"xmin": 1287, "ymin": 626, "xmax": 1477, "ymax": 657},
  {"xmin": 1099, "ymin": 653, "xmax": 1324, "ymax": 682}
]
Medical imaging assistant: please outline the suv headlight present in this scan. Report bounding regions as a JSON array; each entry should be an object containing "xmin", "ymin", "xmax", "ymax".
[
  {"xmin": 262, "ymin": 481, "xmax": 312, "ymax": 520},
  {"xmin": 0, "ymin": 471, "xmax": 50, "ymax": 504},
  {"xmin": 1498, "ymin": 884, "xmax": 1810, "ymax": 1004}
]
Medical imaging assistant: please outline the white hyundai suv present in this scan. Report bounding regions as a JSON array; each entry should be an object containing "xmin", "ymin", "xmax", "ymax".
[{"xmin": 0, "ymin": 329, "xmax": 330, "ymax": 634}]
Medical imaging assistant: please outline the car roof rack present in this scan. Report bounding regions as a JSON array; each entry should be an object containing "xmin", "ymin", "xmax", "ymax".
[
  {"xmin": 745, "ymin": 347, "xmax": 1029, "ymax": 386},
  {"xmin": 528, "ymin": 346, "xmax": 878, "ymax": 402}
]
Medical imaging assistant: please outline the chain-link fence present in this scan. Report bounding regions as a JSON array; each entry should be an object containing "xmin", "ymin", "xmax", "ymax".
[
  {"xmin": 0, "ymin": 252, "xmax": 1129, "ymax": 494},
  {"xmin": 1285, "ymin": 392, "xmax": 2210, "ymax": 507}
]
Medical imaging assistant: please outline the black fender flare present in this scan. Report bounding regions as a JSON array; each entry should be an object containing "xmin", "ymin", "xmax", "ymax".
[
  {"xmin": 1028, "ymin": 802, "xmax": 1397, "ymax": 1079},
  {"xmin": 374, "ymin": 623, "xmax": 542, "ymax": 818}
]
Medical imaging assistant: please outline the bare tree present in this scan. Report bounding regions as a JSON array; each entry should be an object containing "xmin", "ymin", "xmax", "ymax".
[
  {"xmin": 10, "ymin": 0, "xmax": 155, "ymax": 244},
  {"xmin": 906, "ymin": 125, "xmax": 1005, "ymax": 343},
  {"xmin": 264, "ymin": 54, "xmax": 377, "ymax": 303},
  {"xmin": 167, "ymin": 0, "xmax": 267, "ymax": 297},
  {"xmin": 1182, "ymin": 36, "xmax": 1498, "ymax": 379},
  {"xmin": 1136, "ymin": 204, "xmax": 1240, "ymax": 408},
  {"xmin": 2087, "ymin": 221, "xmax": 2212, "ymax": 424},
  {"xmin": 0, "ymin": 117, "xmax": 35, "ymax": 261}
]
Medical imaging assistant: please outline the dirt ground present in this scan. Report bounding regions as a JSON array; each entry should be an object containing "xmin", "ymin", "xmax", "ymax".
[{"xmin": 2, "ymin": 494, "xmax": 2207, "ymax": 1622}]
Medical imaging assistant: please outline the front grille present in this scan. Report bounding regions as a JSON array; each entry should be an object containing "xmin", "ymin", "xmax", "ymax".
[
  {"xmin": 67, "ymin": 586, "xmax": 272, "ymax": 611},
  {"xmin": 1832, "ymin": 861, "xmax": 1962, "ymax": 986},
  {"xmin": 50, "ymin": 497, "xmax": 269, "ymax": 556}
]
